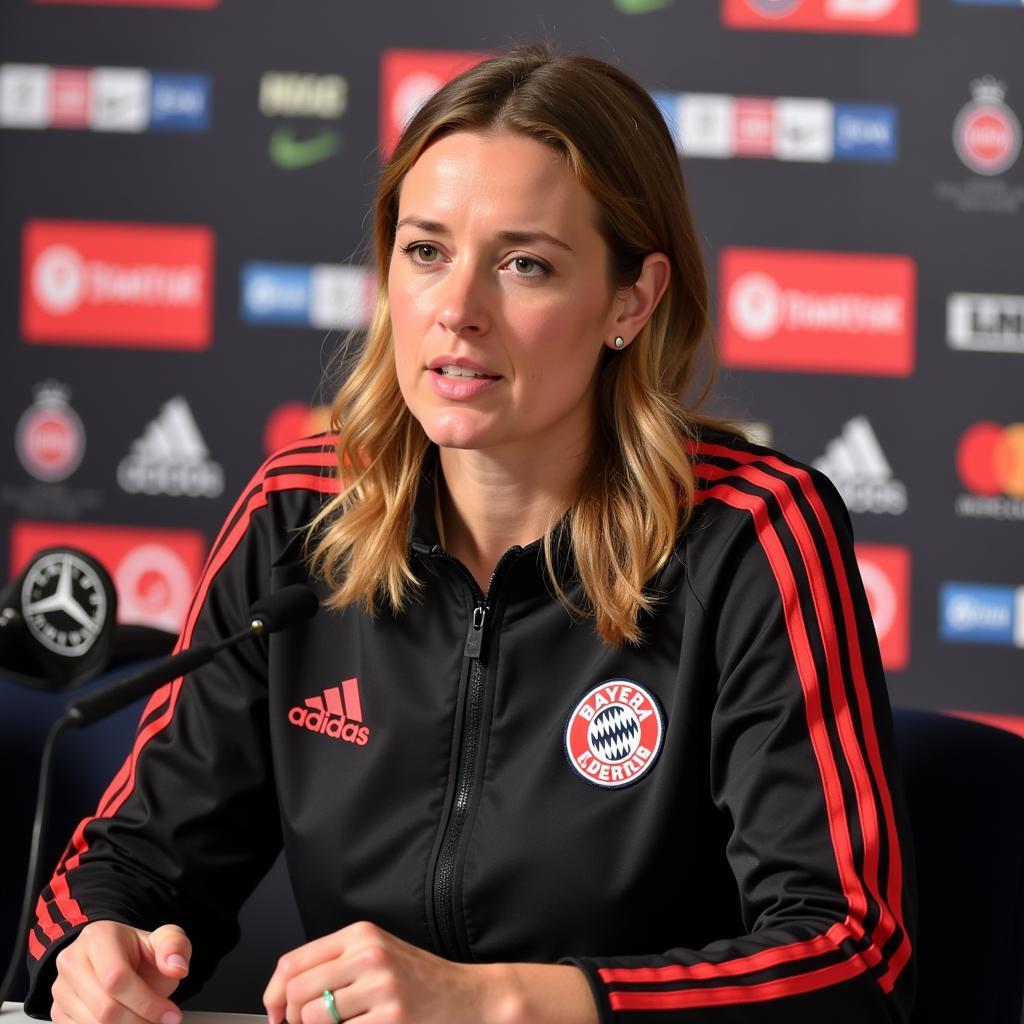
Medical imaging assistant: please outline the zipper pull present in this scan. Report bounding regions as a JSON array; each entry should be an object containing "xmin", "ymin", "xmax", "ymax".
[{"xmin": 463, "ymin": 604, "xmax": 487, "ymax": 659}]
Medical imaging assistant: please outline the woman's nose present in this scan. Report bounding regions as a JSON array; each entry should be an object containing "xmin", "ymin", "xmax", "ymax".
[{"xmin": 436, "ymin": 260, "xmax": 489, "ymax": 337}]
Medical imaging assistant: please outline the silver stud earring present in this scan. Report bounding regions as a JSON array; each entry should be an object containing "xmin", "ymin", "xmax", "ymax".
[{"xmin": 613, "ymin": 336, "xmax": 625, "ymax": 349}]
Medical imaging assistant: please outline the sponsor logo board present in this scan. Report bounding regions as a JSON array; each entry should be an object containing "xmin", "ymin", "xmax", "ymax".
[
  {"xmin": 662, "ymin": 90, "xmax": 897, "ymax": 163},
  {"xmin": 855, "ymin": 543, "xmax": 910, "ymax": 671},
  {"xmin": 947, "ymin": 293, "xmax": 1024, "ymax": 353},
  {"xmin": 263, "ymin": 403, "xmax": 332, "ymax": 455},
  {"xmin": 10, "ymin": 521, "xmax": 206, "ymax": 633},
  {"xmin": 814, "ymin": 416, "xmax": 908, "ymax": 515},
  {"xmin": 0, "ymin": 64, "xmax": 210, "ymax": 133},
  {"xmin": 936, "ymin": 77, "xmax": 1024, "ymax": 214},
  {"xmin": 379, "ymin": 49, "xmax": 488, "ymax": 158},
  {"xmin": 16, "ymin": 381, "xmax": 85, "ymax": 482},
  {"xmin": 118, "ymin": 396, "xmax": 224, "ymax": 498},
  {"xmin": 722, "ymin": 0, "xmax": 918, "ymax": 34},
  {"xmin": 241, "ymin": 262, "xmax": 375, "ymax": 329},
  {"xmin": 259, "ymin": 71, "xmax": 347, "ymax": 169},
  {"xmin": 953, "ymin": 76, "xmax": 1021, "ymax": 176},
  {"xmin": 940, "ymin": 582, "xmax": 1024, "ymax": 648},
  {"xmin": 720, "ymin": 248, "xmax": 915, "ymax": 375},
  {"xmin": 22, "ymin": 220, "xmax": 214, "ymax": 348},
  {"xmin": 613, "ymin": 0, "xmax": 675, "ymax": 10},
  {"xmin": 955, "ymin": 422, "xmax": 1024, "ymax": 520}
]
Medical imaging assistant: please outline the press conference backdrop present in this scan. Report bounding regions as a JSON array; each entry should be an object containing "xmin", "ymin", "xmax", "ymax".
[{"xmin": 2, "ymin": 6, "xmax": 1024, "ymax": 734}]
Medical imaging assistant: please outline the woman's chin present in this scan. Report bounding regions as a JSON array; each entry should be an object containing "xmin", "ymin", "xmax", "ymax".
[{"xmin": 419, "ymin": 411, "xmax": 497, "ymax": 451}]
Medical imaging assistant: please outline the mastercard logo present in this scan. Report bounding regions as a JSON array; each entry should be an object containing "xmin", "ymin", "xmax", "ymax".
[
  {"xmin": 263, "ymin": 402, "xmax": 332, "ymax": 456},
  {"xmin": 956, "ymin": 422, "xmax": 1024, "ymax": 498}
]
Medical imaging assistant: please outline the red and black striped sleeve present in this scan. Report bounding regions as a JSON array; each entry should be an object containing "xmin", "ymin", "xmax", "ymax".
[
  {"xmin": 568, "ymin": 438, "xmax": 915, "ymax": 1022},
  {"xmin": 23, "ymin": 437, "xmax": 340, "ymax": 1017}
]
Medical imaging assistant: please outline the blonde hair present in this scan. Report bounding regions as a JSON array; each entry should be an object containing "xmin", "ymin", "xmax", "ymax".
[{"xmin": 307, "ymin": 44, "xmax": 740, "ymax": 645}]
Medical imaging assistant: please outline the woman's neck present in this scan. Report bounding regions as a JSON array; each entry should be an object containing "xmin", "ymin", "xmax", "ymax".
[{"xmin": 436, "ymin": 439, "xmax": 589, "ymax": 594}]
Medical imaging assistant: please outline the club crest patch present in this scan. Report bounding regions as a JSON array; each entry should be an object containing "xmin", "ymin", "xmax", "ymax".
[{"xmin": 564, "ymin": 679, "xmax": 665, "ymax": 789}]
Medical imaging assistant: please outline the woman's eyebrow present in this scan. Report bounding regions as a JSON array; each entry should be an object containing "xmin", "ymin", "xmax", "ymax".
[
  {"xmin": 497, "ymin": 230, "xmax": 574, "ymax": 254},
  {"xmin": 395, "ymin": 217, "xmax": 574, "ymax": 253},
  {"xmin": 395, "ymin": 216, "xmax": 449, "ymax": 234}
]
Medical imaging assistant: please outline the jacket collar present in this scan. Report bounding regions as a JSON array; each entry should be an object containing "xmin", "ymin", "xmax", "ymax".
[
  {"xmin": 408, "ymin": 445, "xmax": 443, "ymax": 555},
  {"xmin": 407, "ymin": 446, "xmax": 575, "ymax": 591}
]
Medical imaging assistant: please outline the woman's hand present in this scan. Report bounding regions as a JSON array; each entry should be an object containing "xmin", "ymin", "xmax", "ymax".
[
  {"xmin": 50, "ymin": 921, "xmax": 191, "ymax": 1024},
  {"xmin": 262, "ymin": 921, "xmax": 597, "ymax": 1024}
]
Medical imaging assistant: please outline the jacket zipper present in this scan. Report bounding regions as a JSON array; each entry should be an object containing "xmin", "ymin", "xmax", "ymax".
[{"xmin": 428, "ymin": 544, "xmax": 521, "ymax": 959}]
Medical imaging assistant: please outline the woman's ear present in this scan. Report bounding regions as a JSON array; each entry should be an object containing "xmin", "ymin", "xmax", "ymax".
[{"xmin": 611, "ymin": 253, "xmax": 671, "ymax": 347}]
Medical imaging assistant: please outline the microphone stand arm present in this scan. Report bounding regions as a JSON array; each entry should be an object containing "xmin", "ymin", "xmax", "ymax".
[{"xmin": 0, "ymin": 621, "xmax": 262, "ymax": 1013}]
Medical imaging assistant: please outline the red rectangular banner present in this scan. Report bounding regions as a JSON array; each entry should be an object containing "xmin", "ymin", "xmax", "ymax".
[
  {"xmin": 855, "ymin": 543, "xmax": 911, "ymax": 672},
  {"xmin": 722, "ymin": 0, "xmax": 917, "ymax": 35},
  {"xmin": 379, "ymin": 49, "xmax": 489, "ymax": 159},
  {"xmin": 11, "ymin": 521, "xmax": 207, "ymax": 634},
  {"xmin": 719, "ymin": 247, "xmax": 916, "ymax": 376},
  {"xmin": 22, "ymin": 219, "xmax": 215, "ymax": 349}
]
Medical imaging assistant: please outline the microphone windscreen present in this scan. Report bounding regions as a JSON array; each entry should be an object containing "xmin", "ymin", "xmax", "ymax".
[{"xmin": 249, "ymin": 584, "xmax": 319, "ymax": 633}]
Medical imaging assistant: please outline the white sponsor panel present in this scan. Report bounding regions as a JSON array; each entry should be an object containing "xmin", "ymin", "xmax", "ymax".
[
  {"xmin": 310, "ymin": 265, "xmax": 372, "ymax": 330},
  {"xmin": 947, "ymin": 293, "xmax": 1024, "ymax": 353},
  {"xmin": 91, "ymin": 67, "xmax": 150, "ymax": 132},
  {"xmin": 0, "ymin": 64, "xmax": 51, "ymax": 128},
  {"xmin": 678, "ymin": 93, "xmax": 735, "ymax": 158},
  {"xmin": 775, "ymin": 98, "xmax": 834, "ymax": 162}
]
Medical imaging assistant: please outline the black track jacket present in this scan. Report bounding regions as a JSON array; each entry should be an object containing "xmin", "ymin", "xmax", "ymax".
[{"xmin": 26, "ymin": 431, "xmax": 916, "ymax": 1022}]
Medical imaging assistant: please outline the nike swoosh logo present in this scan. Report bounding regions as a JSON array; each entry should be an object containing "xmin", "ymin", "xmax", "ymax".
[
  {"xmin": 613, "ymin": 0, "xmax": 674, "ymax": 12},
  {"xmin": 269, "ymin": 127, "xmax": 342, "ymax": 169}
]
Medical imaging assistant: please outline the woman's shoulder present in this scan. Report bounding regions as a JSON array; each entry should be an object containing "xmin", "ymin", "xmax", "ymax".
[
  {"xmin": 684, "ymin": 423, "xmax": 851, "ymax": 544},
  {"xmin": 232, "ymin": 433, "xmax": 342, "ymax": 529}
]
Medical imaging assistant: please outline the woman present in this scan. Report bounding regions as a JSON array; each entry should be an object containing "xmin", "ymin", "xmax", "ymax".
[{"xmin": 28, "ymin": 45, "xmax": 915, "ymax": 1024}]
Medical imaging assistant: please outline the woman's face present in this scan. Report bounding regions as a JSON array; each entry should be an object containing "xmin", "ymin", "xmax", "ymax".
[{"xmin": 388, "ymin": 130, "xmax": 620, "ymax": 458}]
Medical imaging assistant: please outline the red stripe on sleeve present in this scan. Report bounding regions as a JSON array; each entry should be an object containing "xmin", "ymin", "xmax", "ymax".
[
  {"xmin": 595, "ymin": 452, "xmax": 907, "ymax": 1008},
  {"xmin": 608, "ymin": 955, "xmax": 867, "ymax": 1011},
  {"xmin": 34, "ymin": 467, "xmax": 338, "ymax": 954},
  {"xmin": 701, "ymin": 444, "xmax": 910, "ymax": 986}
]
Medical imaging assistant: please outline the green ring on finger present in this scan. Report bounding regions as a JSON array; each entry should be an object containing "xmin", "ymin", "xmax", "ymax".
[{"xmin": 323, "ymin": 988, "xmax": 341, "ymax": 1024}]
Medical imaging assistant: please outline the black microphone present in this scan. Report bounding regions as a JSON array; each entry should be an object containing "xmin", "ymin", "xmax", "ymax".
[
  {"xmin": 0, "ymin": 584, "xmax": 319, "ymax": 1012},
  {"xmin": 66, "ymin": 583, "xmax": 320, "ymax": 726}
]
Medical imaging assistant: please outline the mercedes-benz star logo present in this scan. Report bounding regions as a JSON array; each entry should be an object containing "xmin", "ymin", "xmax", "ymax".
[{"xmin": 21, "ymin": 551, "xmax": 108, "ymax": 657}]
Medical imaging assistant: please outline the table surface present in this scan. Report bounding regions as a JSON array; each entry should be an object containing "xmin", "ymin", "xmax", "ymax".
[{"xmin": 2, "ymin": 1010, "xmax": 265, "ymax": 1024}]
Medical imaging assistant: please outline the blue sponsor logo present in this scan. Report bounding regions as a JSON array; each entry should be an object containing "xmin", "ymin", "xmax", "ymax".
[
  {"xmin": 149, "ymin": 73, "xmax": 211, "ymax": 132},
  {"xmin": 833, "ymin": 104, "xmax": 898, "ymax": 162},
  {"xmin": 939, "ymin": 583, "xmax": 1021, "ymax": 647},
  {"xmin": 241, "ymin": 263, "xmax": 312, "ymax": 325},
  {"xmin": 651, "ymin": 91, "xmax": 680, "ymax": 148}
]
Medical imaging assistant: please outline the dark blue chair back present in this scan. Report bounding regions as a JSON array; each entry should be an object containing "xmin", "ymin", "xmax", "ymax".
[{"xmin": 893, "ymin": 708, "xmax": 1024, "ymax": 1024}]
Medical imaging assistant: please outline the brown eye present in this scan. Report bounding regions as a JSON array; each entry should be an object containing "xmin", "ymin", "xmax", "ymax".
[{"xmin": 506, "ymin": 256, "xmax": 549, "ymax": 278}]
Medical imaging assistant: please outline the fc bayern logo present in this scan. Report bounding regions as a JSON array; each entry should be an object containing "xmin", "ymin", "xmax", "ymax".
[
  {"xmin": 953, "ymin": 77, "xmax": 1021, "ymax": 177},
  {"xmin": 564, "ymin": 679, "xmax": 665, "ymax": 789}
]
